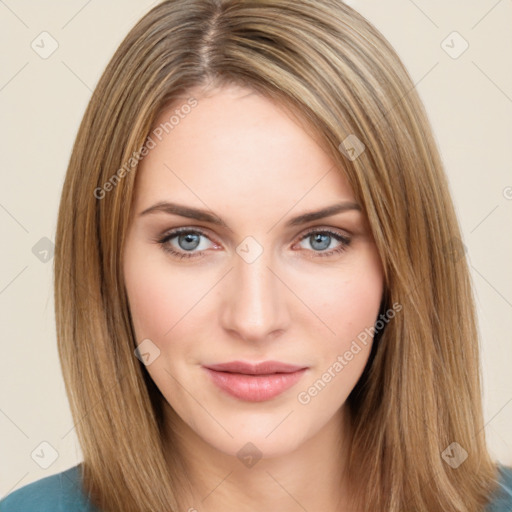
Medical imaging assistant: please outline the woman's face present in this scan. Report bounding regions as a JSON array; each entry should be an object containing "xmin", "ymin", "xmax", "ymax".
[{"xmin": 123, "ymin": 84, "xmax": 384, "ymax": 460}]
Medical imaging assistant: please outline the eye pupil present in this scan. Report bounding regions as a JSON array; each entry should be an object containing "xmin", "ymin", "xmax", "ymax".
[
  {"xmin": 179, "ymin": 233, "xmax": 200, "ymax": 250},
  {"xmin": 311, "ymin": 233, "xmax": 330, "ymax": 251}
]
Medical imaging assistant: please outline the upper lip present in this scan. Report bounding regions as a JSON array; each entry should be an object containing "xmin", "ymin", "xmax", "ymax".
[{"xmin": 204, "ymin": 360, "xmax": 307, "ymax": 375}]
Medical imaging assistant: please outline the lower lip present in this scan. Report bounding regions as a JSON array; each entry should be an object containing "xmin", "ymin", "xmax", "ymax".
[{"xmin": 203, "ymin": 367, "xmax": 307, "ymax": 402}]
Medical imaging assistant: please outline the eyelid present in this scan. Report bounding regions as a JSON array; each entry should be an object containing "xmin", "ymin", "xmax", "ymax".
[{"xmin": 298, "ymin": 225, "xmax": 351, "ymax": 240}]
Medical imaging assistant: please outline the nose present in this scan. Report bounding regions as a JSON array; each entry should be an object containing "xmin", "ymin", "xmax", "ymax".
[{"xmin": 219, "ymin": 244, "xmax": 289, "ymax": 343}]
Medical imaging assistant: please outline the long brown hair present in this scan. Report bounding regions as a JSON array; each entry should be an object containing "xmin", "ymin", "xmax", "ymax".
[{"xmin": 54, "ymin": 1, "xmax": 498, "ymax": 510}]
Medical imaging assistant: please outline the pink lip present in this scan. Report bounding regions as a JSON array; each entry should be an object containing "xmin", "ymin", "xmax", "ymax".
[{"xmin": 203, "ymin": 360, "xmax": 308, "ymax": 402}]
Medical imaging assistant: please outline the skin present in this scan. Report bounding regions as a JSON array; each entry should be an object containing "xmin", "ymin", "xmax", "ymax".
[{"xmin": 123, "ymin": 83, "xmax": 384, "ymax": 512}]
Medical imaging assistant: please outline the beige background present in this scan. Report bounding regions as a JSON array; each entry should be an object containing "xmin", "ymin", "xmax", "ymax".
[{"xmin": 1, "ymin": 0, "xmax": 511, "ymax": 498}]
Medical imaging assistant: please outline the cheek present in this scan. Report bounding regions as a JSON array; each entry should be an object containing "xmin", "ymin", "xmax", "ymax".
[
  {"xmin": 306, "ymin": 253, "xmax": 383, "ymax": 347},
  {"xmin": 295, "ymin": 256, "xmax": 383, "ymax": 411},
  {"xmin": 124, "ymin": 243, "xmax": 214, "ymax": 341},
  {"xmin": 297, "ymin": 248, "xmax": 383, "ymax": 398},
  {"xmin": 125, "ymin": 270, "xmax": 172, "ymax": 340}
]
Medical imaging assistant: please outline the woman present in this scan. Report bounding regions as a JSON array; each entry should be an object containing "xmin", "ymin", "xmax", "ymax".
[{"xmin": 1, "ymin": 0, "xmax": 510, "ymax": 511}]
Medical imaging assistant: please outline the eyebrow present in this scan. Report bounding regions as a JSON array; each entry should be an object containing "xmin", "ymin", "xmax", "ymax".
[{"xmin": 138, "ymin": 200, "xmax": 361, "ymax": 230}]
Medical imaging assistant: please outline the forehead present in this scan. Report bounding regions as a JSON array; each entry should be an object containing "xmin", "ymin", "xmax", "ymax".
[{"xmin": 133, "ymin": 84, "xmax": 354, "ymax": 210}]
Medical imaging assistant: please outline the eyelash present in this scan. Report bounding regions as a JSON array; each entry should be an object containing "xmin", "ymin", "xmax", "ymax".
[{"xmin": 154, "ymin": 227, "xmax": 351, "ymax": 260}]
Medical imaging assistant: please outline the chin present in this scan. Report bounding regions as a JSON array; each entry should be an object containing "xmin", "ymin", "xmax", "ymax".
[{"xmin": 205, "ymin": 428, "xmax": 307, "ymax": 463}]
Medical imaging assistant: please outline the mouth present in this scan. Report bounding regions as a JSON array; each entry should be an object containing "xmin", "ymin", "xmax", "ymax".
[{"xmin": 202, "ymin": 360, "xmax": 308, "ymax": 402}]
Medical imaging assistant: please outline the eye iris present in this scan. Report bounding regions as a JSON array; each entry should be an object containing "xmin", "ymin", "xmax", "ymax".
[
  {"xmin": 179, "ymin": 233, "xmax": 200, "ymax": 251},
  {"xmin": 311, "ymin": 233, "xmax": 330, "ymax": 251}
]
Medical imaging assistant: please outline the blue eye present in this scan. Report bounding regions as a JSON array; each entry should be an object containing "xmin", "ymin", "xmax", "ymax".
[
  {"xmin": 157, "ymin": 228, "xmax": 213, "ymax": 259},
  {"xmin": 297, "ymin": 229, "xmax": 351, "ymax": 257},
  {"xmin": 155, "ymin": 227, "xmax": 351, "ymax": 260}
]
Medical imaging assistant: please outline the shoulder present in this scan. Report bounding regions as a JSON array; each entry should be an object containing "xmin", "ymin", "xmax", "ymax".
[
  {"xmin": 0, "ymin": 464, "xmax": 99, "ymax": 512},
  {"xmin": 486, "ymin": 464, "xmax": 512, "ymax": 512}
]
